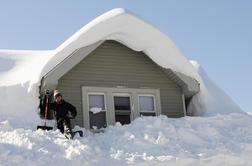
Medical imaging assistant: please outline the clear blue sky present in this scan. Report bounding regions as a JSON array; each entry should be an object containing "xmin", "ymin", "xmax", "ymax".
[{"xmin": 0, "ymin": 0, "xmax": 251, "ymax": 112}]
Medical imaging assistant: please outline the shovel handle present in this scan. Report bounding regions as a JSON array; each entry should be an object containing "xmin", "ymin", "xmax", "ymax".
[{"xmin": 44, "ymin": 94, "xmax": 49, "ymax": 127}]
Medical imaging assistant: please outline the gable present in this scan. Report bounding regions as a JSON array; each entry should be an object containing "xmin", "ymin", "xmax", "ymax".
[
  {"xmin": 60, "ymin": 40, "xmax": 182, "ymax": 91},
  {"xmin": 41, "ymin": 40, "xmax": 199, "ymax": 98}
]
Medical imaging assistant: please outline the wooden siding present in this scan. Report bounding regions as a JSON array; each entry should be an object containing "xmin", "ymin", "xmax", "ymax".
[{"xmin": 57, "ymin": 40, "xmax": 184, "ymax": 127}]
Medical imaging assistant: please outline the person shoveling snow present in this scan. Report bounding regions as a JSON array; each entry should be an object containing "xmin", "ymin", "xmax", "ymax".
[{"xmin": 39, "ymin": 90, "xmax": 83, "ymax": 139}]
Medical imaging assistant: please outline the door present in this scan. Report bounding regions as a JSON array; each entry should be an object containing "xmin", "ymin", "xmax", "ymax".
[{"xmin": 113, "ymin": 95, "xmax": 131, "ymax": 125}]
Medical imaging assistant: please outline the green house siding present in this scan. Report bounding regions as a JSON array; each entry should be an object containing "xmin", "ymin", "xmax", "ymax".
[{"xmin": 57, "ymin": 40, "xmax": 184, "ymax": 127}]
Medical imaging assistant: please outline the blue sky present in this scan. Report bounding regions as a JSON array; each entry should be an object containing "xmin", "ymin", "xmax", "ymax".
[{"xmin": 0, "ymin": 0, "xmax": 251, "ymax": 112}]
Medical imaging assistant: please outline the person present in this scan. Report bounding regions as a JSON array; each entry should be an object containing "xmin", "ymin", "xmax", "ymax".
[{"xmin": 50, "ymin": 90, "xmax": 77, "ymax": 138}]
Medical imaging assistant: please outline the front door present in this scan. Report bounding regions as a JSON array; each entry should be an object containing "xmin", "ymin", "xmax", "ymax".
[{"xmin": 113, "ymin": 95, "xmax": 131, "ymax": 125}]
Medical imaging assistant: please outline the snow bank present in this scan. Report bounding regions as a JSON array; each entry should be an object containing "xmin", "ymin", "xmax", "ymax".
[
  {"xmin": 0, "ymin": 83, "xmax": 40, "ymax": 128},
  {"xmin": 188, "ymin": 61, "xmax": 244, "ymax": 116},
  {"xmin": 1, "ymin": 114, "xmax": 252, "ymax": 165},
  {"xmin": 0, "ymin": 50, "xmax": 53, "ymax": 128}
]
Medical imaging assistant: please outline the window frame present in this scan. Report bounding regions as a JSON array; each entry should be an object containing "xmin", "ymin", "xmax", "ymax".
[
  {"xmin": 138, "ymin": 94, "xmax": 156, "ymax": 114},
  {"xmin": 87, "ymin": 92, "xmax": 107, "ymax": 112},
  {"xmin": 82, "ymin": 86, "xmax": 161, "ymax": 129}
]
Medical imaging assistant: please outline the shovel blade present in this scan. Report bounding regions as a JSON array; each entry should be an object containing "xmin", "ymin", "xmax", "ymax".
[
  {"xmin": 37, "ymin": 126, "xmax": 53, "ymax": 130},
  {"xmin": 73, "ymin": 130, "xmax": 83, "ymax": 137}
]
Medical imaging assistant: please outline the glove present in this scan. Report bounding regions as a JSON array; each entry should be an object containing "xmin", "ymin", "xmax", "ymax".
[{"xmin": 67, "ymin": 112, "xmax": 76, "ymax": 119}]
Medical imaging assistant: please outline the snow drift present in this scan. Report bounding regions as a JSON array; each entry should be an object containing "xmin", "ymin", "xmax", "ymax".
[
  {"xmin": 188, "ymin": 61, "xmax": 244, "ymax": 116},
  {"xmin": 1, "ymin": 114, "xmax": 252, "ymax": 165},
  {"xmin": 0, "ymin": 8, "xmax": 245, "ymax": 127},
  {"xmin": 0, "ymin": 50, "xmax": 52, "ymax": 128}
]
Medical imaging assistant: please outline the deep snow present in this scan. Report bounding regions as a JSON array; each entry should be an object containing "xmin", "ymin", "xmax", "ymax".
[
  {"xmin": 0, "ymin": 8, "xmax": 250, "ymax": 166},
  {"xmin": 188, "ymin": 61, "xmax": 244, "ymax": 116},
  {"xmin": 1, "ymin": 114, "xmax": 252, "ymax": 166}
]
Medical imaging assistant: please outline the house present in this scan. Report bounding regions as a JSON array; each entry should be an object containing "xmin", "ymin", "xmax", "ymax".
[{"xmin": 39, "ymin": 8, "xmax": 200, "ymax": 129}]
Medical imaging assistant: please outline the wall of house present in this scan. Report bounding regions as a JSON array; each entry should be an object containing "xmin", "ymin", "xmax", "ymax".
[{"xmin": 57, "ymin": 40, "xmax": 184, "ymax": 127}]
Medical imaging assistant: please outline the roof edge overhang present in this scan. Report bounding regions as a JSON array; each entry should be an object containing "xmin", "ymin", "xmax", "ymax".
[
  {"xmin": 41, "ymin": 41, "xmax": 104, "ymax": 92},
  {"xmin": 167, "ymin": 70, "xmax": 200, "ymax": 97}
]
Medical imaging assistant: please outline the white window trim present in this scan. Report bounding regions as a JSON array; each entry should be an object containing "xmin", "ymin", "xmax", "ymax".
[
  {"xmin": 138, "ymin": 94, "xmax": 157, "ymax": 114},
  {"xmin": 87, "ymin": 92, "xmax": 107, "ymax": 112},
  {"xmin": 87, "ymin": 92, "xmax": 108, "ymax": 130},
  {"xmin": 82, "ymin": 86, "xmax": 161, "ymax": 129},
  {"xmin": 113, "ymin": 93, "xmax": 131, "ymax": 97}
]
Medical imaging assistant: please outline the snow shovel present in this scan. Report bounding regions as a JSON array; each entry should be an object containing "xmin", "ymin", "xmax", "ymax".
[
  {"xmin": 37, "ymin": 93, "xmax": 53, "ymax": 130},
  {"xmin": 73, "ymin": 130, "xmax": 83, "ymax": 137},
  {"xmin": 67, "ymin": 117, "xmax": 84, "ymax": 139}
]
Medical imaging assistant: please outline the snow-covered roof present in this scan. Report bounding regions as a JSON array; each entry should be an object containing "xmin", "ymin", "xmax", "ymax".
[
  {"xmin": 0, "ymin": 8, "xmax": 200, "ymax": 87},
  {"xmin": 0, "ymin": 50, "xmax": 53, "ymax": 86},
  {"xmin": 41, "ymin": 8, "xmax": 200, "ymax": 82}
]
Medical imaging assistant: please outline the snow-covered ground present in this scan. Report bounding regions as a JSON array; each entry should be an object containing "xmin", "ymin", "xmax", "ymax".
[{"xmin": 1, "ymin": 114, "xmax": 252, "ymax": 166}]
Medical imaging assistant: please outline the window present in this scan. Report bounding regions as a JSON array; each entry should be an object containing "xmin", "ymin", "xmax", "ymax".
[
  {"xmin": 114, "ymin": 96, "xmax": 131, "ymax": 110},
  {"xmin": 89, "ymin": 94, "xmax": 105, "ymax": 110},
  {"xmin": 88, "ymin": 94, "xmax": 106, "ymax": 129},
  {"xmin": 114, "ymin": 96, "xmax": 131, "ymax": 125},
  {"xmin": 139, "ymin": 95, "xmax": 156, "ymax": 116}
]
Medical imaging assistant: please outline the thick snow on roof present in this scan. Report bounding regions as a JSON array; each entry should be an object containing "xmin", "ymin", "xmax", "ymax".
[
  {"xmin": 0, "ymin": 50, "xmax": 53, "ymax": 86},
  {"xmin": 41, "ymin": 8, "xmax": 200, "ymax": 81},
  {"xmin": 0, "ymin": 8, "xmax": 200, "ymax": 87}
]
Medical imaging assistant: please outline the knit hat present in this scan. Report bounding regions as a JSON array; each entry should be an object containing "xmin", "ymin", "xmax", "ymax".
[{"xmin": 53, "ymin": 90, "xmax": 62, "ymax": 98}]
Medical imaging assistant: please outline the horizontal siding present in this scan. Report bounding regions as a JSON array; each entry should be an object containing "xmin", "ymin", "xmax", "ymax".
[{"xmin": 57, "ymin": 41, "xmax": 184, "ymax": 127}]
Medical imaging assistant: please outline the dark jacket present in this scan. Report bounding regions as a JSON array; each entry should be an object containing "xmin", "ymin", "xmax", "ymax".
[{"xmin": 50, "ymin": 100, "xmax": 77, "ymax": 121}]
